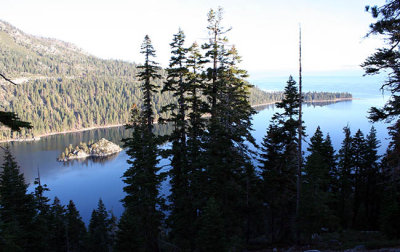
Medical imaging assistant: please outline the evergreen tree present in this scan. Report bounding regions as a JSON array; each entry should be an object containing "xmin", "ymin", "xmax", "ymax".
[
  {"xmin": 363, "ymin": 1, "xmax": 400, "ymax": 235},
  {"xmin": 351, "ymin": 129, "xmax": 367, "ymax": 228},
  {"xmin": 363, "ymin": 1, "xmax": 400, "ymax": 124},
  {"xmin": 199, "ymin": 8, "xmax": 258, "ymax": 250},
  {"xmin": 300, "ymin": 127, "xmax": 336, "ymax": 239},
  {"xmin": 137, "ymin": 35, "xmax": 162, "ymax": 130},
  {"xmin": 0, "ymin": 111, "xmax": 32, "ymax": 132},
  {"xmin": 88, "ymin": 199, "xmax": 112, "ymax": 252},
  {"xmin": 48, "ymin": 197, "xmax": 67, "ymax": 252},
  {"xmin": 259, "ymin": 76, "xmax": 302, "ymax": 243},
  {"xmin": 379, "ymin": 121, "xmax": 400, "ymax": 238},
  {"xmin": 66, "ymin": 200, "xmax": 86, "ymax": 252},
  {"xmin": 336, "ymin": 126, "xmax": 354, "ymax": 229},
  {"xmin": 31, "ymin": 173, "xmax": 52, "ymax": 251},
  {"xmin": 0, "ymin": 147, "xmax": 36, "ymax": 251},
  {"xmin": 116, "ymin": 35, "xmax": 164, "ymax": 252},
  {"xmin": 364, "ymin": 126, "xmax": 381, "ymax": 230},
  {"xmin": 161, "ymin": 29, "xmax": 196, "ymax": 250},
  {"xmin": 186, "ymin": 42, "xmax": 208, "ymax": 250},
  {"xmin": 196, "ymin": 197, "xmax": 225, "ymax": 252}
]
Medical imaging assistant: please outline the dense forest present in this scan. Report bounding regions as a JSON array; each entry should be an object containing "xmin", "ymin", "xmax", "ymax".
[
  {"xmin": 0, "ymin": 20, "xmax": 351, "ymax": 140},
  {"xmin": 1, "ymin": 2, "xmax": 400, "ymax": 252}
]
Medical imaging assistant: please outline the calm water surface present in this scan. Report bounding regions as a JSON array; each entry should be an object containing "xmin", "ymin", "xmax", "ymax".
[{"xmin": 0, "ymin": 75, "xmax": 391, "ymax": 223}]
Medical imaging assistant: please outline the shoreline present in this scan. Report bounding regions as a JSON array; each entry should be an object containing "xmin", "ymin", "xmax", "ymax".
[
  {"xmin": 0, "ymin": 97, "xmax": 354, "ymax": 144},
  {"xmin": 251, "ymin": 97, "xmax": 354, "ymax": 108},
  {"xmin": 0, "ymin": 124, "xmax": 124, "ymax": 144}
]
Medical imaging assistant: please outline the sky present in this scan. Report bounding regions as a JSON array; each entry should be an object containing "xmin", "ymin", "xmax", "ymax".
[{"xmin": 0, "ymin": 0, "xmax": 387, "ymax": 80}]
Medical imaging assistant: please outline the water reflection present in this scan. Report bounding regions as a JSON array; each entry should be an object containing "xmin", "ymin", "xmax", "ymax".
[
  {"xmin": 0, "ymin": 122, "xmax": 175, "ymax": 184},
  {"xmin": 60, "ymin": 153, "xmax": 120, "ymax": 167}
]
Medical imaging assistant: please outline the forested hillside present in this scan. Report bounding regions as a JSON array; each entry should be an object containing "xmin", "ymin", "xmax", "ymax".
[{"xmin": 0, "ymin": 20, "xmax": 351, "ymax": 140}]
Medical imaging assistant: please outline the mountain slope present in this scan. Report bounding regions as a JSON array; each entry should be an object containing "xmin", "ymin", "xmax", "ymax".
[{"xmin": 0, "ymin": 20, "xmax": 351, "ymax": 140}]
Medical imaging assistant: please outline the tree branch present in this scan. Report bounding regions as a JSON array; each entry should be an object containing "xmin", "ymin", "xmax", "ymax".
[{"xmin": 0, "ymin": 73, "xmax": 16, "ymax": 85}]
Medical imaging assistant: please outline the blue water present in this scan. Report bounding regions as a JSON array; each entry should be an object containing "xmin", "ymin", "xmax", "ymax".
[{"xmin": 0, "ymin": 74, "xmax": 392, "ymax": 223}]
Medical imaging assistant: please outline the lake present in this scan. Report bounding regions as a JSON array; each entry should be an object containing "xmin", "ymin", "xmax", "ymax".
[{"xmin": 0, "ymin": 74, "xmax": 391, "ymax": 223}]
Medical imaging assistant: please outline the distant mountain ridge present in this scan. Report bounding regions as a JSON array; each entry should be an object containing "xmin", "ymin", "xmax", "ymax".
[
  {"xmin": 0, "ymin": 20, "xmax": 351, "ymax": 140},
  {"xmin": 0, "ymin": 20, "xmax": 85, "ymax": 56}
]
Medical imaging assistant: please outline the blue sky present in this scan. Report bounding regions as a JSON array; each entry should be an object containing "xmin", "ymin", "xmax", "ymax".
[{"xmin": 0, "ymin": 0, "xmax": 386, "ymax": 78}]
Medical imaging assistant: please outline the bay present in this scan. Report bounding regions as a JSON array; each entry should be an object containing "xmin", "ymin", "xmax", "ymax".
[{"xmin": 0, "ymin": 74, "xmax": 391, "ymax": 223}]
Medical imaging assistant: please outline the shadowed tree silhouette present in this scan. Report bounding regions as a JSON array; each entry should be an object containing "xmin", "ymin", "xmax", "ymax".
[{"xmin": 0, "ymin": 73, "xmax": 32, "ymax": 131}]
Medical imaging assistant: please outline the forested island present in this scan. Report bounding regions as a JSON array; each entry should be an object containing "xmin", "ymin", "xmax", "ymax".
[
  {"xmin": 57, "ymin": 138, "xmax": 122, "ymax": 162},
  {"xmin": 0, "ymin": 20, "xmax": 351, "ymax": 141},
  {"xmin": 1, "ymin": 2, "xmax": 400, "ymax": 252}
]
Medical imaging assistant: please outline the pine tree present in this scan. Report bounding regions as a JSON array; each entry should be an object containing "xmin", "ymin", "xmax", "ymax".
[
  {"xmin": 48, "ymin": 197, "xmax": 67, "ymax": 252},
  {"xmin": 0, "ymin": 147, "xmax": 36, "ymax": 251},
  {"xmin": 351, "ymin": 129, "xmax": 366, "ymax": 228},
  {"xmin": 116, "ymin": 35, "xmax": 164, "ymax": 252},
  {"xmin": 363, "ymin": 2, "xmax": 400, "ymax": 236},
  {"xmin": 300, "ymin": 127, "xmax": 336, "ymax": 238},
  {"xmin": 379, "ymin": 121, "xmax": 400, "ymax": 238},
  {"xmin": 199, "ymin": 8, "xmax": 258, "ymax": 249},
  {"xmin": 336, "ymin": 126, "xmax": 353, "ymax": 229},
  {"xmin": 364, "ymin": 126, "xmax": 381, "ymax": 230},
  {"xmin": 161, "ymin": 29, "xmax": 196, "ymax": 250},
  {"xmin": 259, "ymin": 76, "xmax": 301, "ymax": 243},
  {"xmin": 88, "ymin": 199, "xmax": 112, "ymax": 252},
  {"xmin": 363, "ymin": 1, "xmax": 400, "ymax": 124},
  {"xmin": 31, "ymin": 172, "xmax": 52, "ymax": 251},
  {"xmin": 202, "ymin": 7, "xmax": 231, "ymax": 118},
  {"xmin": 137, "ymin": 35, "xmax": 161, "ymax": 131},
  {"xmin": 0, "ymin": 111, "xmax": 32, "ymax": 131},
  {"xmin": 196, "ymin": 197, "xmax": 225, "ymax": 252},
  {"xmin": 66, "ymin": 200, "xmax": 86, "ymax": 252}
]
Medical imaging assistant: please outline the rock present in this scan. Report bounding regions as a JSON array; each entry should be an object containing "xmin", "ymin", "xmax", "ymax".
[
  {"xmin": 57, "ymin": 138, "xmax": 122, "ymax": 162},
  {"xmin": 71, "ymin": 149, "xmax": 89, "ymax": 159},
  {"xmin": 90, "ymin": 138, "xmax": 122, "ymax": 157}
]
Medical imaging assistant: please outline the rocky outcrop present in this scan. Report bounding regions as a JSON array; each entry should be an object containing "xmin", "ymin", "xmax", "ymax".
[
  {"xmin": 57, "ymin": 138, "xmax": 122, "ymax": 162},
  {"xmin": 90, "ymin": 138, "xmax": 123, "ymax": 157}
]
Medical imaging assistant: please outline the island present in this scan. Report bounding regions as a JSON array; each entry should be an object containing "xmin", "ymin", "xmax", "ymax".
[{"xmin": 57, "ymin": 138, "xmax": 123, "ymax": 162}]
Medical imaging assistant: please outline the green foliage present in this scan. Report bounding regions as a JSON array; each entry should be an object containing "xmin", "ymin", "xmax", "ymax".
[
  {"xmin": 48, "ymin": 197, "xmax": 67, "ymax": 252},
  {"xmin": 259, "ymin": 76, "xmax": 301, "ymax": 243},
  {"xmin": 0, "ymin": 111, "xmax": 32, "ymax": 132},
  {"xmin": 0, "ymin": 147, "xmax": 36, "ymax": 251},
  {"xmin": 197, "ymin": 7, "xmax": 258, "ymax": 250},
  {"xmin": 116, "ymin": 36, "xmax": 164, "ymax": 251},
  {"xmin": 87, "ymin": 199, "xmax": 114, "ymax": 252},
  {"xmin": 0, "ymin": 20, "xmax": 351, "ymax": 141},
  {"xmin": 300, "ymin": 127, "xmax": 338, "ymax": 239},
  {"xmin": 196, "ymin": 197, "xmax": 226, "ymax": 252},
  {"xmin": 66, "ymin": 200, "xmax": 87, "ymax": 252},
  {"xmin": 363, "ymin": 1, "xmax": 400, "ymax": 123},
  {"xmin": 162, "ymin": 29, "xmax": 197, "ymax": 251}
]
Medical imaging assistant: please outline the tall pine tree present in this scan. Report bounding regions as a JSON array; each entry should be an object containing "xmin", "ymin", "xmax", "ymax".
[
  {"xmin": 336, "ymin": 126, "xmax": 354, "ymax": 229},
  {"xmin": 116, "ymin": 35, "xmax": 164, "ymax": 252},
  {"xmin": 0, "ymin": 147, "xmax": 36, "ymax": 251},
  {"xmin": 199, "ymin": 7, "xmax": 258, "ymax": 250},
  {"xmin": 66, "ymin": 200, "xmax": 86, "ymax": 252},
  {"xmin": 259, "ymin": 76, "xmax": 301, "ymax": 243},
  {"xmin": 88, "ymin": 199, "xmax": 113, "ymax": 252},
  {"xmin": 161, "ymin": 29, "xmax": 198, "ymax": 251},
  {"xmin": 300, "ymin": 127, "xmax": 337, "ymax": 239}
]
